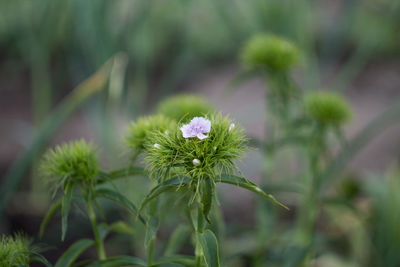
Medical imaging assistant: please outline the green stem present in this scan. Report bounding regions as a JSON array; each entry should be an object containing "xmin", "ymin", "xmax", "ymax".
[
  {"xmin": 148, "ymin": 238, "xmax": 155, "ymax": 266},
  {"xmin": 87, "ymin": 199, "xmax": 106, "ymax": 260},
  {"xmin": 195, "ymin": 205, "xmax": 204, "ymax": 267}
]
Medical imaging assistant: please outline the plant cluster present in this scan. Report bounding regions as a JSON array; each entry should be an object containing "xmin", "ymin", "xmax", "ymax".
[{"xmin": 18, "ymin": 93, "xmax": 285, "ymax": 267}]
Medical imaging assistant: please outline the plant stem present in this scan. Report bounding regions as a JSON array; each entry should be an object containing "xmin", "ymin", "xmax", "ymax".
[
  {"xmin": 87, "ymin": 199, "xmax": 106, "ymax": 260},
  {"xmin": 148, "ymin": 238, "xmax": 155, "ymax": 266},
  {"xmin": 195, "ymin": 205, "xmax": 204, "ymax": 267}
]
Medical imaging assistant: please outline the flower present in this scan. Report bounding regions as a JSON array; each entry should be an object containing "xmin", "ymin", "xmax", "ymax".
[
  {"xmin": 154, "ymin": 143, "xmax": 161, "ymax": 149},
  {"xmin": 180, "ymin": 117, "xmax": 211, "ymax": 140},
  {"xmin": 229, "ymin": 123, "xmax": 235, "ymax": 131}
]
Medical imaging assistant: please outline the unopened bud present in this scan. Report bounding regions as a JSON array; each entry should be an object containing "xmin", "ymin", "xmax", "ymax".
[{"xmin": 193, "ymin": 158, "xmax": 201, "ymax": 166}]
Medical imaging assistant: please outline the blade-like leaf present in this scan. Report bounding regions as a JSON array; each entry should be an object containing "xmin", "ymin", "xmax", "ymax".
[
  {"xmin": 96, "ymin": 188, "xmax": 145, "ymax": 224},
  {"xmin": 31, "ymin": 252, "xmax": 52, "ymax": 267},
  {"xmin": 152, "ymin": 255, "xmax": 196, "ymax": 266},
  {"xmin": 197, "ymin": 230, "xmax": 220, "ymax": 267},
  {"xmin": 39, "ymin": 199, "xmax": 62, "ymax": 238},
  {"xmin": 201, "ymin": 178, "xmax": 214, "ymax": 224},
  {"xmin": 54, "ymin": 239, "xmax": 94, "ymax": 267},
  {"xmin": 61, "ymin": 182, "xmax": 76, "ymax": 241},
  {"xmin": 216, "ymin": 174, "xmax": 289, "ymax": 210},
  {"xmin": 87, "ymin": 256, "xmax": 147, "ymax": 267},
  {"xmin": 139, "ymin": 177, "xmax": 191, "ymax": 213},
  {"xmin": 145, "ymin": 216, "xmax": 159, "ymax": 248}
]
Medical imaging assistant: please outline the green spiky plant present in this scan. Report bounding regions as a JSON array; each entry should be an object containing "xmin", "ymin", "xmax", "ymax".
[
  {"xmin": 39, "ymin": 139, "xmax": 146, "ymax": 264},
  {"xmin": 236, "ymin": 33, "xmax": 355, "ymax": 266},
  {"xmin": 138, "ymin": 114, "xmax": 287, "ymax": 267},
  {"xmin": 0, "ymin": 233, "xmax": 50, "ymax": 267}
]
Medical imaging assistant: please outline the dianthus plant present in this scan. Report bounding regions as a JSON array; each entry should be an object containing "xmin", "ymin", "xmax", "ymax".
[{"xmin": 140, "ymin": 114, "xmax": 287, "ymax": 266}]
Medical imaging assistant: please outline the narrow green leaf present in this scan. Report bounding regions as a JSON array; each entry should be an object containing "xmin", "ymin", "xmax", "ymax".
[
  {"xmin": 197, "ymin": 230, "xmax": 220, "ymax": 267},
  {"xmin": 31, "ymin": 252, "xmax": 52, "ymax": 267},
  {"xmin": 39, "ymin": 199, "xmax": 62, "ymax": 238},
  {"xmin": 163, "ymin": 225, "xmax": 189, "ymax": 256},
  {"xmin": 87, "ymin": 256, "xmax": 147, "ymax": 267},
  {"xmin": 145, "ymin": 216, "xmax": 159, "ymax": 248},
  {"xmin": 216, "ymin": 174, "xmax": 289, "ymax": 210},
  {"xmin": 152, "ymin": 255, "xmax": 196, "ymax": 266},
  {"xmin": 61, "ymin": 183, "xmax": 76, "ymax": 241},
  {"xmin": 201, "ymin": 178, "xmax": 214, "ymax": 224},
  {"xmin": 95, "ymin": 188, "xmax": 145, "ymax": 224},
  {"xmin": 139, "ymin": 177, "xmax": 191, "ymax": 213},
  {"xmin": 54, "ymin": 239, "xmax": 94, "ymax": 267}
]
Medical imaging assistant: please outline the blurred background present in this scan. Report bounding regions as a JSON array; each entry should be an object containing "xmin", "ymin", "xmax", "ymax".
[{"xmin": 1, "ymin": 0, "xmax": 400, "ymax": 266}]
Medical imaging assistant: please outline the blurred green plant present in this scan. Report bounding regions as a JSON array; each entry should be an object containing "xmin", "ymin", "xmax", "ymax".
[
  {"xmin": 156, "ymin": 94, "xmax": 215, "ymax": 123},
  {"xmin": 0, "ymin": 233, "xmax": 50, "ymax": 267}
]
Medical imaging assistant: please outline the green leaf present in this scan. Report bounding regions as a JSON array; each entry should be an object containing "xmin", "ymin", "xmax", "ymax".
[
  {"xmin": 145, "ymin": 216, "xmax": 159, "ymax": 248},
  {"xmin": 139, "ymin": 177, "xmax": 191, "ymax": 214},
  {"xmin": 95, "ymin": 188, "xmax": 145, "ymax": 224},
  {"xmin": 31, "ymin": 252, "xmax": 52, "ymax": 267},
  {"xmin": 201, "ymin": 178, "xmax": 214, "ymax": 224},
  {"xmin": 54, "ymin": 239, "xmax": 94, "ymax": 267},
  {"xmin": 152, "ymin": 255, "xmax": 195, "ymax": 266},
  {"xmin": 197, "ymin": 230, "xmax": 220, "ymax": 267},
  {"xmin": 216, "ymin": 174, "xmax": 289, "ymax": 210},
  {"xmin": 39, "ymin": 199, "xmax": 62, "ymax": 238},
  {"xmin": 163, "ymin": 225, "xmax": 189, "ymax": 256},
  {"xmin": 61, "ymin": 182, "xmax": 76, "ymax": 241},
  {"xmin": 87, "ymin": 256, "xmax": 147, "ymax": 267}
]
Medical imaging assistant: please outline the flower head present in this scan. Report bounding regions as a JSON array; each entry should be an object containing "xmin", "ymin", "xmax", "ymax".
[
  {"xmin": 156, "ymin": 94, "xmax": 214, "ymax": 123},
  {"xmin": 304, "ymin": 91, "xmax": 353, "ymax": 126},
  {"xmin": 0, "ymin": 233, "xmax": 31, "ymax": 266},
  {"xmin": 241, "ymin": 34, "xmax": 300, "ymax": 72},
  {"xmin": 145, "ymin": 114, "xmax": 247, "ymax": 182},
  {"xmin": 180, "ymin": 117, "xmax": 211, "ymax": 140},
  {"xmin": 125, "ymin": 115, "xmax": 177, "ymax": 151},
  {"xmin": 41, "ymin": 139, "xmax": 98, "ymax": 190}
]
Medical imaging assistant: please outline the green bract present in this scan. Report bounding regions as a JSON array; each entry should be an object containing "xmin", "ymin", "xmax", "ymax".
[
  {"xmin": 304, "ymin": 91, "xmax": 352, "ymax": 126},
  {"xmin": 241, "ymin": 34, "xmax": 300, "ymax": 72},
  {"xmin": 145, "ymin": 114, "xmax": 247, "ymax": 182},
  {"xmin": 156, "ymin": 94, "xmax": 214, "ymax": 123},
  {"xmin": 41, "ymin": 139, "xmax": 98, "ymax": 189},
  {"xmin": 125, "ymin": 115, "xmax": 177, "ymax": 152},
  {"xmin": 0, "ymin": 234, "xmax": 30, "ymax": 266}
]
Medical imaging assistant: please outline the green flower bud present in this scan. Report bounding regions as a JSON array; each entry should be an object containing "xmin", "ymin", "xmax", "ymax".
[
  {"xmin": 41, "ymin": 139, "xmax": 98, "ymax": 188},
  {"xmin": 0, "ymin": 233, "xmax": 30, "ymax": 266},
  {"xmin": 156, "ymin": 94, "xmax": 214, "ymax": 123},
  {"xmin": 241, "ymin": 34, "xmax": 300, "ymax": 72},
  {"xmin": 304, "ymin": 91, "xmax": 352, "ymax": 126},
  {"xmin": 125, "ymin": 115, "xmax": 177, "ymax": 152},
  {"xmin": 145, "ymin": 114, "xmax": 248, "ymax": 182}
]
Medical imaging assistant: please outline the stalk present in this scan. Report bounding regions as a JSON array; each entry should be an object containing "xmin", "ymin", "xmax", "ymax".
[
  {"xmin": 195, "ymin": 204, "xmax": 205, "ymax": 267},
  {"xmin": 87, "ymin": 199, "xmax": 106, "ymax": 260}
]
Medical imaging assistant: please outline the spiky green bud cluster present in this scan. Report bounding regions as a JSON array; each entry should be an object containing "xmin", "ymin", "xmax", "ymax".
[
  {"xmin": 156, "ymin": 94, "xmax": 214, "ymax": 123},
  {"xmin": 304, "ymin": 91, "xmax": 352, "ymax": 126},
  {"xmin": 145, "ymin": 114, "xmax": 247, "ymax": 182},
  {"xmin": 41, "ymin": 139, "xmax": 98, "ymax": 189},
  {"xmin": 0, "ymin": 234, "xmax": 30, "ymax": 266},
  {"xmin": 241, "ymin": 34, "xmax": 300, "ymax": 72},
  {"xmin": 125, "ymin": 115, "xmax": 177, "ymax": 152}
]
